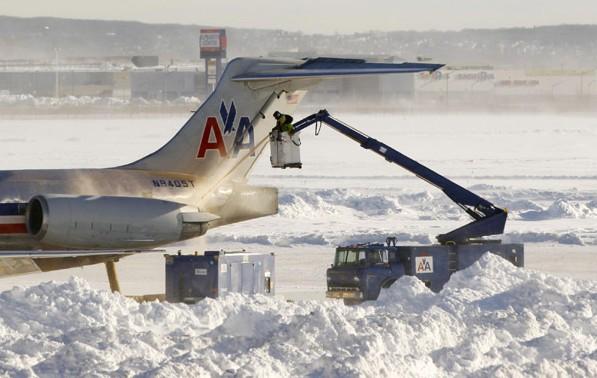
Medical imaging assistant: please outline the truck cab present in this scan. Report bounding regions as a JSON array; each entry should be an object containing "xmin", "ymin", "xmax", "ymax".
[{"xmin": 326, "ymin": 242, "xmax": 405, "ymax": 304}]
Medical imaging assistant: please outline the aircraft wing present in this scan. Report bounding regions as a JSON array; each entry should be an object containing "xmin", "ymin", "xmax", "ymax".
[
  {"xmin": 0, "ymin": 249, "xmax": 164, "ymax": 277},
  {"xmin": 0, "ymin": 249, "xmax": 164, "ymax": 258},
  {"xmin": 233, "ymin": 57, "xmax": 443, "ymax": 81}
]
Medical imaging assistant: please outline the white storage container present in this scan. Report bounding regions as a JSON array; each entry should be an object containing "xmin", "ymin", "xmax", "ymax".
[{"xmin": 269, "ymin": 130, "xmax": 302, "ymax": 168}]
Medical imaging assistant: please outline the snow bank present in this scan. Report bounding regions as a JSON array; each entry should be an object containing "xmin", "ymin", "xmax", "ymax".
[
  {"xmin": 278, "ymin": 189, "xmax": 597, "ymax": 222},
  {"xmin": 279, "ymin": 189, "xmax": 404, "ymax": 218},
  {"xmin": 258, "ymin": 188, "xmax": 597, "ymax": 246},
  {"xmin": 209, "ymin": 229, "xmax": 589, "ymax": 247},
  {"xmin": 208, "ymin": 230, "xmax": 433, "ymax": 247},
  {"xmin": 519, "ymin": 199, "xmax": 597, "ymax": 220},
  {"xmin": 210, "ymin": 187, "xmax": 596, "ymax": 247},
  {"xmin": 0, "ymin": 254, "xmax": 594, "ymax": 377},
  {"xmin": 504, "ymin": 231, "xmax": 585, "ymax": 245},
  {"xmin": 277, "ymin": 188, "xmax": 466, "ymax": 221}
]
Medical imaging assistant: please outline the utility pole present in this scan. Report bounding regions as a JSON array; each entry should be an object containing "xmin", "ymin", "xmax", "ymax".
[{"xmin": 54, "ymin": 48, "xmax": 60, "ymax": 98}]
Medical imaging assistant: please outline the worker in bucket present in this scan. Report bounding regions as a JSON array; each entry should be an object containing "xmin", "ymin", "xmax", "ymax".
[{"xmin": 273, "ymin": 111, "xmax": 295, "ymax": 134}]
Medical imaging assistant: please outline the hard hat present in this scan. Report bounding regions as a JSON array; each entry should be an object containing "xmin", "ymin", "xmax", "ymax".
[{"xmin": 273, "ymin": 111, "xmax": 281, "ymax": 119}]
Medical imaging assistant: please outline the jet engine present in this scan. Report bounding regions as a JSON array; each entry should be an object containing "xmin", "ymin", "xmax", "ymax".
[{"xmin": 25, "ymin": 195, "xmax": 219, "ymax": 249}]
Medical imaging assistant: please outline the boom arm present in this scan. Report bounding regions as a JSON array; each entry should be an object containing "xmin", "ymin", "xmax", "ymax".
[{"xmin": 293, "ymin": 110, "xmax": 507, "ymax": 244}]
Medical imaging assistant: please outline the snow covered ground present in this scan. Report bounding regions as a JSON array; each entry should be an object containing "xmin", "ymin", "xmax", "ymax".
[
  {"xmin": 0, "ymin": 113, "xmax": 595, "ymax": 376},
  {"xmin": 0, "ymin": 254, "xmax": 595, "ymax": 376}
]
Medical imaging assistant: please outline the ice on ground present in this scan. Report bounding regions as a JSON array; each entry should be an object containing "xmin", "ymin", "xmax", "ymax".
[{"xmin": 0, "ymin": 254, "xmax": 594, "ymax": 377}]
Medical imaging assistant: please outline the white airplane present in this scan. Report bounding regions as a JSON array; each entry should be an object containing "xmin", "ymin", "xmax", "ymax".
[{"xmin": 0, "ymin": 57, "xmax": 442, "ymax": 278}]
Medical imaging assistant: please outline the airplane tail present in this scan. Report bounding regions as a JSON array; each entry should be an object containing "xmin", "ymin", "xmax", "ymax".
[{"xmin": 122, "ymin": 57, "xmax": 443, "ymax": 185}]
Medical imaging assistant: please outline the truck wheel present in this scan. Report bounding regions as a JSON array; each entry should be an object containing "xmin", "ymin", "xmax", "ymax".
[{"xmin": 343, "ymin": 298, "xmax": 364, "ymax": 306}]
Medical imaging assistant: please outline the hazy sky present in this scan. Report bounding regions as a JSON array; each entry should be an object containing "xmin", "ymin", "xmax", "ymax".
[{"xmin": 4, "ymin": 0, "xmax": 597, "ymax": 34}]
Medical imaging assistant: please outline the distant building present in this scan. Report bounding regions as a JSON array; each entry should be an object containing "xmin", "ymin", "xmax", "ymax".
[
  {"xmin": 130, "ymin": 71, "xmax": 202, "ymax": 100},
  {"xmin": 0, "ymin": 59, "xmax": 206, "ymax": 100},
  {"xmin": 415, "ymin": 66, "xmax": 597, "ymax": 98}
]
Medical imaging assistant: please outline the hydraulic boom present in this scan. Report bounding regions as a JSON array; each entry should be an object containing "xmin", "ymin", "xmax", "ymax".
[{"xmin": 291, "ymin": 109, "xmax": 507, "ymax": 244}]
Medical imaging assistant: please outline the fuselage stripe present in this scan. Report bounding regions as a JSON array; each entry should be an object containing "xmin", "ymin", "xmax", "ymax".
[
  {"xmin": 0, "ymin": 216, "xmax": 26, "ymax": 224},
  {"xmin": 0, "ymin": 223, "xmax": 27, "ymax": 234},
  {"xmin": 0, "ymin": 203, "xmax": 27, "ymax": 216}
]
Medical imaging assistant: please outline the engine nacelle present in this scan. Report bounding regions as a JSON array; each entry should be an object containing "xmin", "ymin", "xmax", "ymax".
[{"xmin": 25, "ymin": 195, "xmax": 218, "ymax": 249}]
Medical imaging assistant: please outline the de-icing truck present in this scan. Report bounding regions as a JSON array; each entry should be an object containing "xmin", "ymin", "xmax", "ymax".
[{"xmin": 270, "ymin": 109, "xmax": 524, "ymax": 304}]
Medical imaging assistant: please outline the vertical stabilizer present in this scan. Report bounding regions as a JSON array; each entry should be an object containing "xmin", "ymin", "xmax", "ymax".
[{"xmin": 122, "ymin": 58, "xmax": 308, "ymax": 185}]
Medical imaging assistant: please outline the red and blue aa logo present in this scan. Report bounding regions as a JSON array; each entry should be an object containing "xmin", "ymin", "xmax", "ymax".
[{"xmin": 197, "ymin": 100, "xmax": 255, "ymax": 158}]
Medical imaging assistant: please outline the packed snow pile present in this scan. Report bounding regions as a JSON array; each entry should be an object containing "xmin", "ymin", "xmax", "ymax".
[{"xmin": 0, "ymin": 254, "xmax": 595, "ymax": 377}]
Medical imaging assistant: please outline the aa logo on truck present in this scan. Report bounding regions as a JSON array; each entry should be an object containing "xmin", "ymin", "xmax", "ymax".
[
  {"xmin": 415, "ymin": 255, "xmax": 434, "ymax": 273},
  {"xmin": 197, "ymin": 100, "xmax": 255, "ymax": 158}
]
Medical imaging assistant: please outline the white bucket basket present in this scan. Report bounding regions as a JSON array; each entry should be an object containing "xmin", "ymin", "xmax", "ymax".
[{"xmin": 269, "ymin": 130, "xmax": 302, "ymax": 169}]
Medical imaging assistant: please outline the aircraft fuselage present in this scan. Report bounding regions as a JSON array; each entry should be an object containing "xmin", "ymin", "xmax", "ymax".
[{"xmin": 0, "ymin": 168, "xmax": 212, "ymax": 250}]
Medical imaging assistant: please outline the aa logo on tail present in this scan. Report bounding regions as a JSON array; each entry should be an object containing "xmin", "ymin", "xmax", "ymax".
[{"xmin": 197, "ymin": 100, "xmax": 255, "ymax": 158}]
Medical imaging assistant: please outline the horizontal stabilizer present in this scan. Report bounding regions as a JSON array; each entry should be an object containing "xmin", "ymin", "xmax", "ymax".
[{"xmin": 233, "ymin": 57, "xmax": 443, "ymax": 81}]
